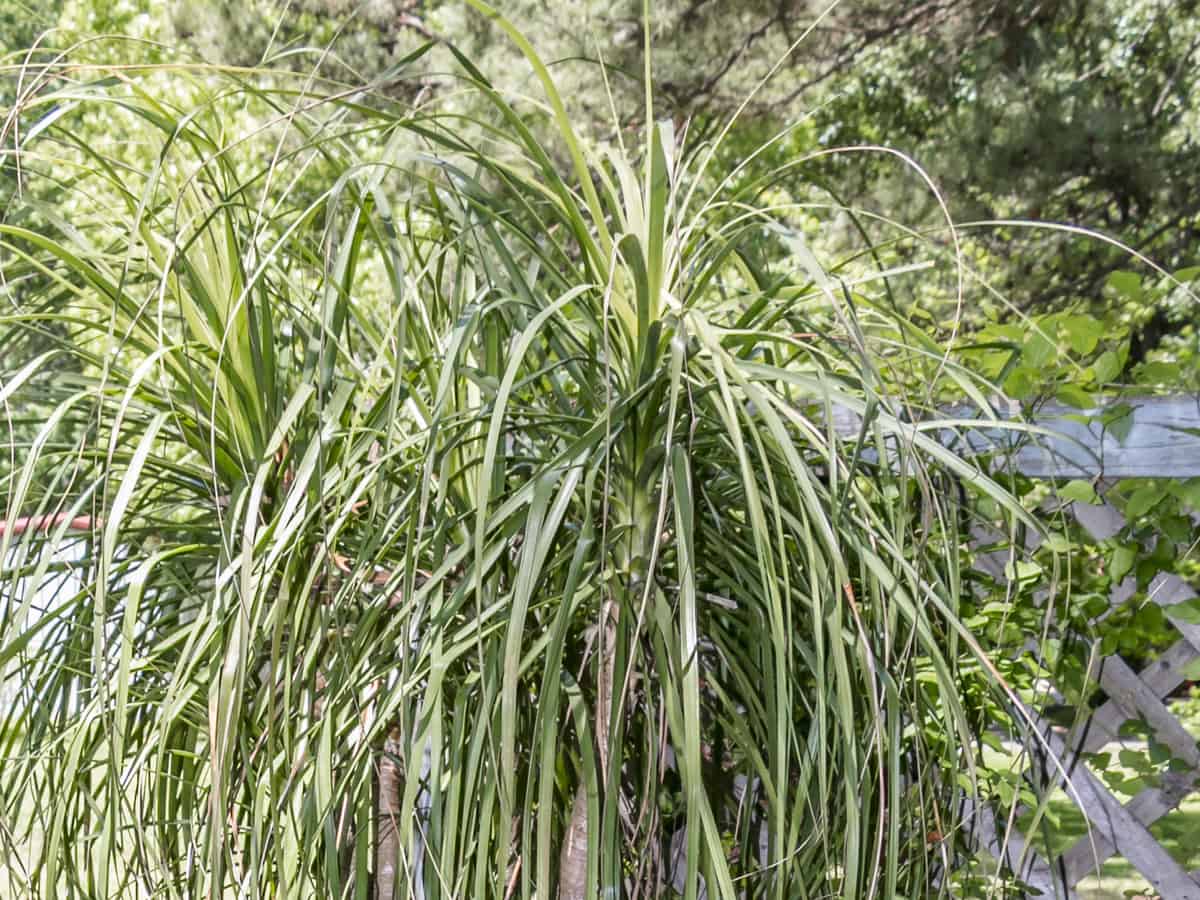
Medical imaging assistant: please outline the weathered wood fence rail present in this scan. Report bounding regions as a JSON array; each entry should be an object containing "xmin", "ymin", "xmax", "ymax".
[{"xmin": 834, "ymin": 396, "xmax": 1200, "ymax": 898}]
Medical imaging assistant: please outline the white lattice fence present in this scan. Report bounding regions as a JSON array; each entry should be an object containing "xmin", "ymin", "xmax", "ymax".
[
  {"xmin": 832, "ymin": 396, "xmax": 1200, "ymax": 897},
  {"xmin": 971, "ymin": 489, "xmax": 1200, "ymax": 899}
]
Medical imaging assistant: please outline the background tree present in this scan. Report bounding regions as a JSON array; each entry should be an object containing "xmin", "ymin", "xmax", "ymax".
[{"xmin": 152, "ymin": 0, "xmax": 1200, "ymax": 373}]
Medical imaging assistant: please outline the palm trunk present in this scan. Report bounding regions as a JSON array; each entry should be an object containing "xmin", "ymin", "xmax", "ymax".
[
  {"xmin": 376, "ymin": 726, "xmax": 403, "ymax": 900},
  {"xmin": 558, "ymin": 475, "xmax": 651, "ymax": 899},
  {"xmin": 557, "ymin": 783, "xmax": 590, "ymax": 900}
]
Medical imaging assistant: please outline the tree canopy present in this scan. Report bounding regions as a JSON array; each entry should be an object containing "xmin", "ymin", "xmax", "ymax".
[{"xmin": 6, "ymin": 0, "xmax": 1197, "ymax": 380}]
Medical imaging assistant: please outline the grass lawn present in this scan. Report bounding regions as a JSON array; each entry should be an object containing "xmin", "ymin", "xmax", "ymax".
[
  {"xmin": 1030, "ymin": 787, "xmax": 1200, "ymax": 899},
  {"xmin": 986, "ymin": 693, "xmax": 1200, "ymax": 899}
]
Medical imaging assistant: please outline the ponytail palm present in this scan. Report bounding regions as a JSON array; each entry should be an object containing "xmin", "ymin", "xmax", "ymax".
[{"xmin": 0, "ymin": 14, "xmax": 1035, "ymax": 900}]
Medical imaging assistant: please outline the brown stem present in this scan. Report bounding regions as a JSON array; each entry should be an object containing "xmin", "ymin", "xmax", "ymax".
[
  {"xmin": 0, "ymin": 513, "xmax": 96, "ymax": 535},
  {"xmin": 503, "ymin": 856, "xmax": 522, "ymax": 900},
  {"xmin": 596, "ymin": 596, "xmax": 619, "ymax": 783}
]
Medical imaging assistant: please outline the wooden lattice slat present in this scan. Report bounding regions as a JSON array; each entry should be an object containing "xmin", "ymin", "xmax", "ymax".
[
  {"xmin": 828, "ymin": 400, "xmax": 1200, "ymax": 896},
  {"xmin": 973, "ymin": 490, "xmax": 1200, "ymax": 898},
  {"xmin": 1029, "ymin": 716, "xmax": 1200, "ymax": 899}
]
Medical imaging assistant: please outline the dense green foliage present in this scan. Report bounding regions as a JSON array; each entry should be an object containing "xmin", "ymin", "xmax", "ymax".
[
  {"xmin": 0, "ymin": 6, "xmax": 1074, "ymax": 898},
  {"xmin": 1, "ymin": 3, "xmax": 1197, "ymax": 899},
  {"xmin": 42, "ymin": 0, "xmax": 1200, "ymax": 367},
  {"xmin": 5, "ymin": 0, "xmax": 1197, "ymax": 381}
]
